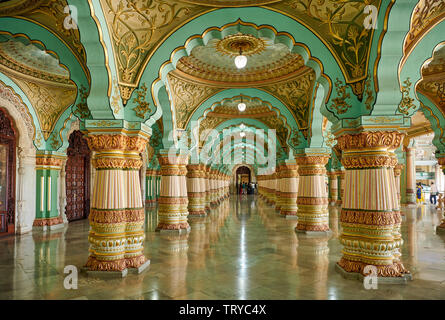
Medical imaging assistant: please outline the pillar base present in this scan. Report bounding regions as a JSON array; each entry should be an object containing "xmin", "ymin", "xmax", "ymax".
[
  {"xmin": 32, "ymin": 217, "xmax": 65, "ymax": 232},
  {"xmin": 295, "ymin": 228, "xmax": 332, "ymax": 237},
  {"xmin": 335, "ymin": 263, "xmax": 412, "ymax": 284},
  {"xmin": 156, "ymin": 226, "xmax": 191, "ymax": 234},
  {"xmin": 188, "ymin": 212, "xmax": 207, "ymax": 218},
  {"xmin": 81, "ymin": 267, "xmax": 128, "ymax": 278},
  {"xmin": 128, "ymin": 259, "xmax": 151, "ymax": 274},
  {"xmin": 436, "ymin": 224, "xmax": 445, "ymax": 234}
]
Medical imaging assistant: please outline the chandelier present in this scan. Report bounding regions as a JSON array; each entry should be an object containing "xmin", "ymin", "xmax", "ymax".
[{"xmin": 238, "ymin": 95, "xmax": 246, "ymax": 112}]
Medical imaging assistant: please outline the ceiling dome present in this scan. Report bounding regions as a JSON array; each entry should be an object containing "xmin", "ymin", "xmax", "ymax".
[{"xmin": 176, "ymin": 33, "xmax": 306, "ymax": 85}]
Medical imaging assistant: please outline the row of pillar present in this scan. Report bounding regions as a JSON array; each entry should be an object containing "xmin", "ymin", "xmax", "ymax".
[
  {"xmin": 156, "ymin": 152, "xmax": 230, "ymax": 233},
  {"xmin": 145, "ymin": 170, "xmax": 160, "ymax": 206}
]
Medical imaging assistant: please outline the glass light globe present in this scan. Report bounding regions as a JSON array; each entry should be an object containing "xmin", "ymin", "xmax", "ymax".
[
  {"xmin": 240, "ymin": 124, "xmax": 246, "ymax": 130},
  {"xmin": 234, "ymin": 55, "xmax": 247, "ymax": 69},
  {"xmin": 238, "ymin": 102, "xmax": 246, "ymax": 112},
  {"xmin": 240, "ymin": 131, "xmax": 246, "ymax": 137}
]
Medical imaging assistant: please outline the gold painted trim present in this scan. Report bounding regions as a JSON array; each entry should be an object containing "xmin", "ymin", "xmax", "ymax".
[
  {"xmin": 0, "ymin": 63, "xmax": 75, "ymax": 89},
  {"xmin": 10, "ymin": 17, "xmax": 91, "ymax": 85},
  {"xmin": 400, "ymin": 12, "xmax": 445, "ymax": 75},
  {"xmin": 180, "ymin": 0, "xmax": 281, "ymax": 7},
  {"xmin": 136, "ymin": 8, "xmax": 218, "ymax": 92},
  {"xmin": 262, "ymin": 4, "xmax": 379, "ymax": 85},
  {"xmin": 0, "ymin": 78, "xmax": 36, "ymax": 141}
]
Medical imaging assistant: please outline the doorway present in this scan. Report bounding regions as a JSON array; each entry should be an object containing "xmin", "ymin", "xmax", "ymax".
[
  {"xmin": 65, "ymin": 130, "xmax": 91, "ymax": 222},
  {"xmin": 236, "ymin": 166, "xmax": 251, "ymax": 194},
  {"xmin": 0, "ymin": 108, "xmax": 16, "ymax": 236}
]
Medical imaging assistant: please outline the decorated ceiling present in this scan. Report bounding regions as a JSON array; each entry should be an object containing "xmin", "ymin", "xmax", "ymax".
[{"xmin": 0, "ymin": 0, "xmax": 444, "ymax": 169}]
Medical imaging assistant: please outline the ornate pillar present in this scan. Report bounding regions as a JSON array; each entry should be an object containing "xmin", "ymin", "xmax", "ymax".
[
  {"xmin": 59, "ymin": 160, "xmax": 68, "ymax": 224},
  {"xmin": 157, "ymin": 150, "xmax": 190, "ymax": 233},
  {"xmin": 225, "ymin": 174, "xmax": 230, "ymax": 198},
  {"xmin": 295, "ymin": 154, "xmax": 330, "ymax": 233},
  {"xmin": 33, "ymin": 153, "xmax": 65, "ymax": 231},
  {"xmin": 394, "ymin": 164, "xmax": 404, "ymax": 208},
  {"xmin": 83, "ymin": 131, "xmax": 149, "ymax": 274},
  {"xmin": 335, "ymin": 131, "xmax": 411, "ymax": 281},
  {"xmin": 275, "ymin": 165, "xmax": 282, "ymax": 211},
  {"xmin": 210, "ymin": 169, "xmax": 218, "ymax": 206},
  {"xmin": 15, "ymin": 148, "xmax": 36, "ymax": 234},
  {"xmin": 186, "ymin": 164, "xmax": 206, "ymax": 216},
  {"xmin": 270, "ymin": 172, "xmax": 277, "ymax": 205},
  {"xmin": 336, "ymin": 169, "xmax": 345, "ymax": 206},
  {"xmin": 217, "ymin": 171, "xmax": 223, "ymax": 203},
  {"xmin": 145, "ymin": 170, "xmax": 155, "ymax": 206},
  {"xmin": 436, "ymin": 157, "xmax": 445, "ymax": 233},
  {"xmin": 280, "ymin": 162, "xmax": 299, "ymax": 219},
  {"xmin": 328, "ymin": 171, "xmax": 339, "ymax": 206},
  {"xmin": 404, "ymin": 147, "xmax": 416, "ymax": 205},
  {"xmin": 204, "ymin": 165, "xmax": 211, "ymax": 211}
]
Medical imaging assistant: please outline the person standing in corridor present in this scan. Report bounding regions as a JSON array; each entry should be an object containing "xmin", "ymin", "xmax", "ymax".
[{"xmin": 430, "ymin": 181, "xmax": 438, "ymax": 205}]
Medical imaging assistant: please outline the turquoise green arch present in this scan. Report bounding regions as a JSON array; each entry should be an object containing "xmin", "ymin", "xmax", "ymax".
[
  {"xmin": 133, "ymin": 8, "xmax": 344, "ymax": 133},
  {"xmin": 399, "ymin": 20, "xmax": 445, "ymax": 117},
  {"xmin": 200, "ymin": 119, "xmax": 283, "ymax": 158},
  {"xmin": 210, "ymin": 138, "xmax": 269, "ymax": 166},
  {"xmin": 372, "ymin": 0, "xmax": 417, "ymax": 115},
  {"xmin": 0, "ymin": 71, "xmax": 40, "ymax": 140},
  {"xmin": 417, "ymin": 92, "xmax": 445, "ymax": 154},
  {"xmin": 67, "ymin": 0, "xmax": 120, "ymax": 119},
  {"xmin": 0, "ymin": 19, "xmax": 89, "ymax": 151}
]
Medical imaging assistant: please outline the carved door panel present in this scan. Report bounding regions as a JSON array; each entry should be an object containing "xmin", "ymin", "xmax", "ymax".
[
  {"xmin": 65, "ymin": 131, "xmax": 90, "ymax": 222},
  {"xmin": 0, "ymin": 109, "xmax": 16, "ymax": 237}
]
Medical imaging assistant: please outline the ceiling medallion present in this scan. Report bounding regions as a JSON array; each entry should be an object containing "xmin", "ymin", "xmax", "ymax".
[{"xmin": 216, "ymin": 33, "xmax": 266, "ymax": 58}]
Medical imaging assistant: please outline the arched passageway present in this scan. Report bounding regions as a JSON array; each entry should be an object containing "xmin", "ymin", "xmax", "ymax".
[{"xmin": 0, "ymin": 107, "xmax": 16, "ymax": 236}]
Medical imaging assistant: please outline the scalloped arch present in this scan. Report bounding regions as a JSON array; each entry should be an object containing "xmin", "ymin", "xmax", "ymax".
[{"xmin": 135, "ymin": 8, "xmax": 340, "ymax": 134}]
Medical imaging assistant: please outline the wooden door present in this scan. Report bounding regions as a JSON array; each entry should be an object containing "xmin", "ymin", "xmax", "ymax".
[
  {"xmin": 65, "ymin": 130, "xmax": 90, "ymax": 222},
  {"xmin": 0, "ymin": 108, "xmax": 16, "ymax": 236}
]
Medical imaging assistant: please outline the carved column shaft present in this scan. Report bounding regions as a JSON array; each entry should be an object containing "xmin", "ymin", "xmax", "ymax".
[
  {"xmin": 187, "ymin": 164, "xmax": 206, "ymax": 216},
  {"xmin": 280, "ymin": 163, "xmax": 299, "ymax": 217},
  {"xmin": 405, "ymin": 147, "xmax": 416, "ymax": 205},
  {"xmin": 295, "ymin": 155, "xmax": 330, "ymax": 232},
  {"xmin": 275, "ymin": 166, "xmax": 282, "ymax": 211},
  {"xmin": 328, "ymin": 172, "xmax": 339, "ymax": 206},
  {"xmin": 157, "ymin": 152, "xmax": 190, "ymax": 232},
  {"xmin": 33, "ymin": 154, "xmax": 65, "ymax": 228}
]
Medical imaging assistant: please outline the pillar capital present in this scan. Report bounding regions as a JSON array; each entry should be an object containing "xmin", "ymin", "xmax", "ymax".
[
  {"xmin": 394, "ymin": 164, "xmax": 404, "ymax": 176},
  {"xmin": 337, "ymin": 131, "xmax": 405, "ymax": 169},
  {"xmin": 35, "ymin": 152, "xmax": 66, "ymax": 171}
]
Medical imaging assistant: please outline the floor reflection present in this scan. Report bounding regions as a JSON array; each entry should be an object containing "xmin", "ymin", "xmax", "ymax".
[{"xmin": 1, "ymin": 198, "xmax": 445, "ymax": 299}]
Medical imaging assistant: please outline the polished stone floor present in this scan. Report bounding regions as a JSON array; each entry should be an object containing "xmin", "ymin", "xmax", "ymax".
[{"xmin": 1, "ymin": 195, "xmax": 445, "ymax": 300}]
